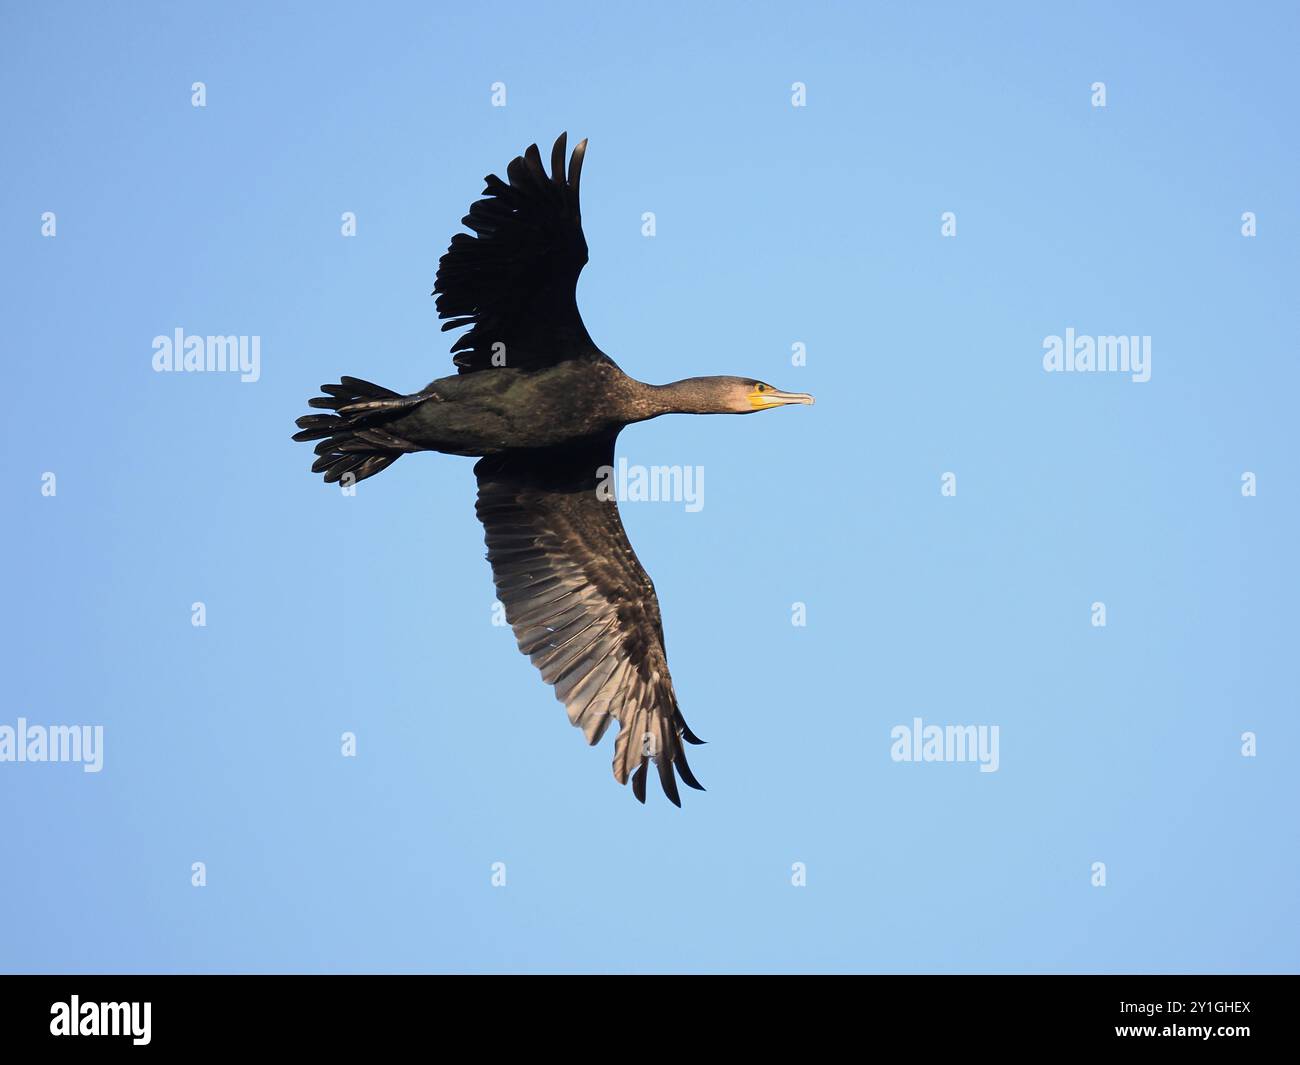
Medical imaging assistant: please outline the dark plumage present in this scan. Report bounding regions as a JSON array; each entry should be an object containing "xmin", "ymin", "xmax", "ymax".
[{"xmin": 294, "ymin": 134, "xmax": 812, "ymax": 805}]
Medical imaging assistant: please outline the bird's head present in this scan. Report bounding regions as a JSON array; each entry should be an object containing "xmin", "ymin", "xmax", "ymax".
[
  {"xmin": 739, "ymin": 378, "xmax": 816, "ymax": 413},
  {"xmin": 698, "ymin": 377, "xmax": 815, "ymax": 414},
  {"xmin": 655, "ymin": 375, "xmax": 814, "ymax": 416}
]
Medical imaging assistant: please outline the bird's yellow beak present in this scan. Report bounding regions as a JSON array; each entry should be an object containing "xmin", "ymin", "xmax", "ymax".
[{"xmin": 748, "ymin": 386, "xmax": 815, "ymax": 411}]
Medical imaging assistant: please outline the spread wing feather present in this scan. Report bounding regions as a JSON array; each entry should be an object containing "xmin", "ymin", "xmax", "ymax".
[
  {"xmin": 434, "ymin": 133, "xmax": 611, "ymax": 375},
  {"xmin": 474, "ymin": 438, "xmax": 704, "ymax": 805}
]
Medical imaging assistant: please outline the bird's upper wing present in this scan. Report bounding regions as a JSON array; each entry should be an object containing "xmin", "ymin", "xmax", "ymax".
[
  {"xmin": 474, "ymin": 437, "xmax": 705, "ymax": 805},
  {"xmin": 435, "ymin": 133, "xmax": 612, "ymax": 375}
]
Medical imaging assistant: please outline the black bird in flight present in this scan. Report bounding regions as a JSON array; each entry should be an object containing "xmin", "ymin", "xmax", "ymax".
[{"xmin": 294, "ymin": 134, "xmax": 812, "ymax": 805}]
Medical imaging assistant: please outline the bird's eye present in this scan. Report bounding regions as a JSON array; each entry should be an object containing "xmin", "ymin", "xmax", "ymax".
[{"xmin": 757, "ymin": 384, "xmax": 766, "ymax": 392}]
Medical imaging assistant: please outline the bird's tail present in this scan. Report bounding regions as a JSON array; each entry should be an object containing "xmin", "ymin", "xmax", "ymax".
[{"xmin": 292, "ymin": 376, "xmax": 422, "ymax": 485}]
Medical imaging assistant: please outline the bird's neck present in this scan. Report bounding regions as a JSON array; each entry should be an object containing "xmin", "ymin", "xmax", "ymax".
[{"xmin": 640, "ymin": 377, "xmax": 730, "ymax": 416}]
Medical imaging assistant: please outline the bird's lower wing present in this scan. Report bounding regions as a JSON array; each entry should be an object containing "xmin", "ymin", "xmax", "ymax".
[{"xmin": 473, "ymin": 437, "xmax": 705, "ymax": 805}]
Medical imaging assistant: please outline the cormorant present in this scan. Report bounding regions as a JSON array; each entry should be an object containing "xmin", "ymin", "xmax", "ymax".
[{"xmin": 294, "ymin": 134, "xmax": 813, "ymax": 805}]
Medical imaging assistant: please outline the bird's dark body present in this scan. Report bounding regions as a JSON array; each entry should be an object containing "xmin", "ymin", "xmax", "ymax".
[
  {"xmin": 393, "ymin": 362, "xmax": 649, "ymax": 456},
  {"xmin": 293, "ymin": 133, "xmax": 811, "ymax": 806}
]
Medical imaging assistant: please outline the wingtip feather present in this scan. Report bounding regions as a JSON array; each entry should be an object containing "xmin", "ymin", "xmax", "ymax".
[
  {"xmin": 550, "ymin": 132, "xmax": 567, "ymax": 186},
  {"xmin": 568, "ymin": 138, "xmax": 587, "ymax": 197}
]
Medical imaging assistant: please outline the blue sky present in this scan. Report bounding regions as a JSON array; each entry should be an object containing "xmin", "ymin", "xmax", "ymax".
[{"xmin": 1, "ymin": 0, "xmax": 1296, "ymax": 973}]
